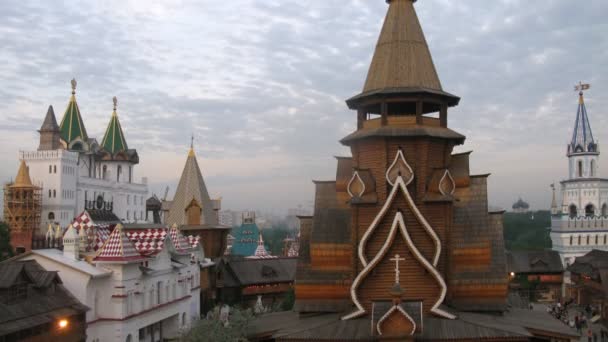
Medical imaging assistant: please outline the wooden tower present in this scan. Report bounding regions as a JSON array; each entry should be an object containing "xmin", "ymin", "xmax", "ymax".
[{"xmin": 3, "ymin": 160, "xmax": 42, "ymax": 253}]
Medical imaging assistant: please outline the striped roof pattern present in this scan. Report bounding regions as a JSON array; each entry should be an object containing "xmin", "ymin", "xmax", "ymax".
[
  {"xmin": 187, "ymin": 235, "xmax": 201, "ymax": 249},
  {"xmin": 95, "ymin": 224, "xmax": 146, "ymax": 262},
  {"xmin": 71, "ymin": 211, "xmax": 112, "ymax": 251},
  {"xmin": 101, "ymin": 109, "xmax": 128, "ymax": 155},
  {"xmin": 59, "ymin": 93, "xmax": 88, "ymax": 144},
  {"xmin": 570, "ymin": 92, "xmax": 596, "ymax": 153}
]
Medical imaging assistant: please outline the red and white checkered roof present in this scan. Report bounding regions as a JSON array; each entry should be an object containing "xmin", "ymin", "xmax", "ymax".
[
  {"xmin": 71, "ymin": 211, "xmax": 114, "ymax": 252},
  {"xmin": 169, "ymin": 225, "xmax": 191, "ymax": 253},
  {"xmin": 94, "ymin": 224, "xmax": 147, "ymax": 262},
  {"xmin": 187, "ymin": 235, "xmax": 201, "ymax": 249},
  {"xmin": 126, "ymin": 229, "xmax": 167, "ymax": 256}
]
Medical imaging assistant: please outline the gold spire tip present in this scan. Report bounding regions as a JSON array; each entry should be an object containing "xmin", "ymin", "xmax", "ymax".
[
  {"xmin": 71, "ymin": 78, "xmax": 77, "ymax": 95},
  {"xmin": 113, "ymin": 96, "xmax": 118, "ymax": 112}
]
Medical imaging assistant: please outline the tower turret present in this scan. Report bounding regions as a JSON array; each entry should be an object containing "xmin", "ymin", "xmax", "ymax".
[
  {"xmin": 38, "ymin": 105, "xmax": 62, "ymax": 150},
  {"xmin": 58, "ymin": 79, "xmax": 89, "ymax": 151},
  {"xmin": 567, "ymin": 83, "xmax": 598, "ymax": 179}
]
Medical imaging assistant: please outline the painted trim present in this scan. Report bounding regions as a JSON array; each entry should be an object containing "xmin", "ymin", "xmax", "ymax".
[
  {"xmin": 347, "ymin": 171, "xmax": 366, "ymax": 198},
  {"xmin": 343, "ymin": 211, "xmax": 454, "ymax": 320},
  {"xmin": 438, "ymin": 169, "xmax": 456, "ymax": 196},
  {"xmin": 376, "ymin": 304, "xmax": 416, "ymax": 336},
  {"xmin": 358, "ymin": 176, "xmax": 441, "ymax": 268},
  {"xmin": 386, "ymin": 149, "xmax": 414, "ymax": 186}
]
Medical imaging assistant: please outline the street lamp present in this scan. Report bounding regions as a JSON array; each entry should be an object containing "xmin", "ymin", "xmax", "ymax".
[{"xmin": 58, "ymin": 319, "xmax": 69, "ymax": 329}]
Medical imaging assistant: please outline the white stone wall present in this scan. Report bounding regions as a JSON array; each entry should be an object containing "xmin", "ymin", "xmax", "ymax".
[{"xmin": 568, "ymin": 154, "xmax": 599, "ymax": 179}]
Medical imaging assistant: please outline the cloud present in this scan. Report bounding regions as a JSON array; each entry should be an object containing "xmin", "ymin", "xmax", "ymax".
[{"xmin": 0, "ymin": 0, "xmax": 607, "ymax": 213}]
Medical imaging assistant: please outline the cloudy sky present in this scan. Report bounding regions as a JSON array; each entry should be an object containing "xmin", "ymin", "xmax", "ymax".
[{"xmin": 0, "ymin": 0, "xmax": 607, "ymax": 214}]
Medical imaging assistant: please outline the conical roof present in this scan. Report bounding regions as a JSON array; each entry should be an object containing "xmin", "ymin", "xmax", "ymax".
[
  {"xmin": 363, "ymin": 0, "xmax": 441, "ymax": 93},
  {"xmin": 101, "ymin": 97, "xmax": 128, "ymax": 154},
  {"xmin": 347, "ymin": 0, "xmax": 459, "ymax": 109},
  {"xmin": 569, "ymin": 92, "xmax": 596, "ymax": 154},
  {"xmin": 94, "ymin": 224, "xmax": 146, "ymax": 263},
  {"xmin": 59, "ymin": 79, "xmax": 88, "ymax": 144},
  {"xmin": 12, "ymin": 160, "xmax": 33, "ymax": 188},
  {"xmin": 39, "ymin": 105, "xmax": 59, "ymax": 132},
  {"xmin": 166, "ymin": 147, "xmax": 217, "ymax": 226}
]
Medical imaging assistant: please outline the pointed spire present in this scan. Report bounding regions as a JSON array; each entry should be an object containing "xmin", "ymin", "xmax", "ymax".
[
  {"xmin": 363, "ymin": 0, "xmax": 441, "ymax": 93},
  {"xmin": 40, "ymin": 106, "xmax": 59, "ymax": 132},
  {"xmin": 12, "ymin": 160, "xmax": 33, "ymax": 187},
  {"xmin": 188, "ymin": 134, "xmax": 195, "ymax": 157},
  {"xmin": 253, "ymin": 232, "xmax": 270, "ymax": 258},
  {"xmin": 101, "ymin": 96, "xmax": 129, "ymax": 155},
  {"xmin": 59, "ymin": 79, "xmax": 89, "ymax": 145},
  {"xmin": 165, "ymin": 147, "xmax": 216, "ymax": 226},
  {"xmin": 569, "ymin": 84, "xmax": 596, "ymax": 155}
]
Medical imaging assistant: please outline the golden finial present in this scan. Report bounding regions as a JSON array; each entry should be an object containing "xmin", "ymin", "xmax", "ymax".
[
  {"xmin": 113, "ymin": 96, "xmax": 118, "ymax": 112},
  {"xmin": 71, "ymin": 78, "xmax": 77, "ymax": 95},
  {"xmin": 188, "ymin": 134, "xmax": 195, "ymax": 157}
]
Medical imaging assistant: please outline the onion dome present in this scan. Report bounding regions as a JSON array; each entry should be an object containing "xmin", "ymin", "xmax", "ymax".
[{"xmin": 512, "ymin": 198, "xmax": 530, "ymax": 210}]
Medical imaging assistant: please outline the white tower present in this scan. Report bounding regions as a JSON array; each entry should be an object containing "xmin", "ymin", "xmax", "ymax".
[{"xmin": 550, "ymin": 83, "xmax": 608, "ymax": 266}]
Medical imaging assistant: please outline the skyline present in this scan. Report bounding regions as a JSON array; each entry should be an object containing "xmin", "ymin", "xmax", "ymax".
[{"xmin": 1, "ymin": 0, "xmax": 607, "ymax": 212}]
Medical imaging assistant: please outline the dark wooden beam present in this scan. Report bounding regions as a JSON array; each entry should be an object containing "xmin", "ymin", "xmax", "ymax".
[{"xmin": 440, "ymin": 104, "xmax": 448, "ymax": 127}]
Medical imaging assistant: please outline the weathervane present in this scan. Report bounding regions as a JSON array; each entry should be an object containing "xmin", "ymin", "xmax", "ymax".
[
  {"xmin": 113, "ymin": 96, "xmax": 118, "ymax": 111},
  {"xmin": 574, "ymin": 81, "xmax": 591, "ymax": 94},
  {"xmin": 390, "ymin": 254, "xmax": 405, "ymax": 285},
  {"xmin": 71, "ymin": 78, "xmax": 77, "ymax": 95}
]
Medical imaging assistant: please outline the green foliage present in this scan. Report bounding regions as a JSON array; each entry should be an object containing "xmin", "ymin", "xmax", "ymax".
[
  {"xmin": 0, "ymin": 222, "xmax": 13, "ymax": 261},
  {"xmin": 261, "ymin": 224, "xmax": 296, "ymax": 256},
  {"xmin": 181, "ymin": 306, "xmax": 253, "ymax": 342},
  {"xmin": 503, "ymin": 211, "xmax": 552, "ymax": 251},
  {"xmin": 281, "ymin": 288, "xmax": 295, "ymax": 311}
]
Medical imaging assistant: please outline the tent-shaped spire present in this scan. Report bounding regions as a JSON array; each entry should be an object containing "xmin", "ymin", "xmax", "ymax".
[
  {"xmin": 101, "ymin": 97, "xmax": 128, "ymax": 154},
  {"xmin": 165, "ymin": 146, "xmax": 217, "ymax": 226},
  {"xmin": 12, "ymin": 160, "xmax": 33, "ymax": 188},
  {"xmin": 569, "ymin": 91, "xmax": 597, "ymax": 154},
  {"xmin": 94, "ymin": 224, "xmax": 146, "ymax": 263},
  {"xmin": 363, "ymin": 0, "xmax": 442, "ymax": 93},
  {"xmin": 59, "ymin": 79, "xmax": 88, "ymax": 145},
  {"xmin": 40, "ymin": 106, "xmax": 59, "ymax": 132},
  {"xmin": 253, "ymin": 232, "xmax": 270, "ymax": 258}
]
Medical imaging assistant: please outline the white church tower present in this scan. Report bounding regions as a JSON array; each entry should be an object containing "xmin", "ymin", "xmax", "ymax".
[{"xmin": 551, "ymin": 83, "xmax": 608, "ymax": 266}]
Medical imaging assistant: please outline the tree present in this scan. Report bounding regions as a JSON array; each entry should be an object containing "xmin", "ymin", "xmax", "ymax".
[
  {"xmin": 0, "ymin": 222, "xmax": 13, "ymax": 261},
  {"xmin": 181, "ymin": 306, "xmax": 253, "ymax": 342}
]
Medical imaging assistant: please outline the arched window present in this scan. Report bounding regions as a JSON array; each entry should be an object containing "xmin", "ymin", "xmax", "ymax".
[
  {"xmin": 578, "ymin": 236, "xmax": 582, "ymax": 245},
  {"xmin": 578, "ymin": 160, "xmax": 584, "ymax": 177},
  {"xmin": 48, "ymin": 212, "xmax": 55, "ymax": 221},
  {"xmin": 49, "ymin": 165, "xmax": 52, "ymax": 174},
  {"xmin": 53, "ymin": 190, "xmax": 56, "ymax": 198},
  {"xmin": 102, "ymin": 165, "xmax": 107, "ymax": 180},
  {"xmin": 117, "ymin": 165, "xmax": 122, "ymax": 182},
  {"xmin": 569, "ymin": 205, "xmax": 578, "ymax": 218},
  {"xmin": 605, "ymin": 235, "xmax": 607, "ymax": 245},
  {"xmin": 48, "ymin": 189, "xmax": 52, "ymax": 198},
  {"xmin": 586, "ymin": 204, "xmax": 595, "ymax": 217},
  {"xmin": 72, "ymin": 142, "xmax": 83, "ymax": 151},
  {"xmin": 603, "ymin": 204, "xmax": 608, "ymax": 217},
  {"xmin": 570, "ymin": 236, "xmax": 573, "ymax": 245},
  {"xmin": 591, "ymin": 160, "xmax": 597, "ymax": 177},
  {"xmin": 182, "ymin": 312, "xmax": 187, "ymax": 327},
  {"xmin": 53, "ymin": 165, "xmax": 57, "ymax": 174}
]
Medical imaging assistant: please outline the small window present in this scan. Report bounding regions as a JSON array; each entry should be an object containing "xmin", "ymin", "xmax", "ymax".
[
  {"xmin": 48, "ymin": 212, "xmax": 55, "ymax": 221},
  {"xmin": 578, "ymin": 160, "xmax": 584, "ymax": 177},
  {"xmin": 127, "ymin": 195, "xmax": 130, "ymax": 205},
  {"xmin": 570, "ymin": 236, "xmax": 573, "ymax": 245},
  {"xmin": 578, "ymin": 236, "xmax": 582, "ymax": 245},
  {"xmin": 127, "ymin": 211, "xmax": 130, "ymax": 220},
  {"xmin": 605, "ymin": 235, "xmax": 607, "ymax": 245},
  {"xmin": 53, "ymin": 190, "xmax": 56, "ymax": 198},
  {"xmin": 596, "ymin": 235, "xmax": 599, "ymax": 245},
  {"xmin": 569, "ymin": 205, "xmax": 577, "ymax": 218},
  {"xmin": 117, "ymin": 165, "xmax": 122, "ymax": 182},
  {"xmin": 587, "ymin": 236, "xmax": 590, "ymax": 245},
  {"xmin": 49, "ymin": 165, "xmax": 52, "ymax": 174},
  {"xmin": 53, "ymin": 165, "xmax": 57, "ymax": 174},
  {"xmin": 48, "ymin": 189, "xmax": 52, "ymax": 198}
]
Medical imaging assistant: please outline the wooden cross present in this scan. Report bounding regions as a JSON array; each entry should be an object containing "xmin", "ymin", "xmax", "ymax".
[
  {"xmin": 390, "ymin": 254, "xmax": 405, "ymax": 284},
  {"xmin": 575, "ymin": 81, "xmax": 591, "ymax": 93}
]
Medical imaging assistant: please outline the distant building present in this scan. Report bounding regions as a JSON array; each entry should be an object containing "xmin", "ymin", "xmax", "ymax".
[
  {"xmin": 0, "ymin": 259, "xmax": 88, "ymax": 342},
  {"xmin": 550, "ymin": 87, "xmax": 608, "ymax": 266},
  {"xmin": 567, "ymin": 249, "xmax": 608, "ymax": 320},
  {"xmin": 506, "ymin": 250, "xmax": 564, "ymax": 302},
  {"xmin": 230, "ymin": 212, "xmax": 262, "ymax": 257},
  {"xmin": 20, "ymin": 80, "xmax": 147, "ymax": 232},
  {"xmin": 512, "ymin": 198, "xmax": 530, "ymax": 213},
  {"xmin": 3, "ymin": 160, "xmax": 42, "ymax": 253},
  {"xmin": 11, "ymin": 219, "xmax": 205, "ymax": 342},
  {"xmin": 219, "ymin": 210, "xmax": 241, "ymax": 227}
]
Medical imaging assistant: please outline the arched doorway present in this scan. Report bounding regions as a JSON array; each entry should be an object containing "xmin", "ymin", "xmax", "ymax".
[
  {"xmin": 586, "ymin": 204, "xmax": 595, "ymax": 217},
  {"xmin": 569, "ymin": 205, "xmax": 578, "ymax": 218}
]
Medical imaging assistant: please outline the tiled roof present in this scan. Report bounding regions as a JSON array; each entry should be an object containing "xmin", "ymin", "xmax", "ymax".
[
  {"xmin": 71, "ymin": 210, "xmax": 114, "ymax": 252},
  {"xmin": 169, "ymin": 224, "xmax": 191, "ymax": 253},
  {"xmin": 11, "ymin": 160, "xmax": 34, "ymax": 188},
  {"xmin": 507, "ymin": 250, "xmax": 563, "ymax": 274},
  {"xmin": 231, "ymin": 222, "xmax": 261, "ymax": 257},
  {"xmin": 58, "ymin": 80, "xmax": 88, "ymax": 144},
  {"xmin": 39, "ymin": 105, "xmax": 59, "ymax": 132},
  {"xmin": 126, "ymin": 228, "xmax": 167, "ymax": 256},
  {"xmin": 101, "ymin": 101, "xmax": 128, "ymax": 155},
  {"xmin": 94, "ymin": 224, "xmax": 147, "ymax": 263}
]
